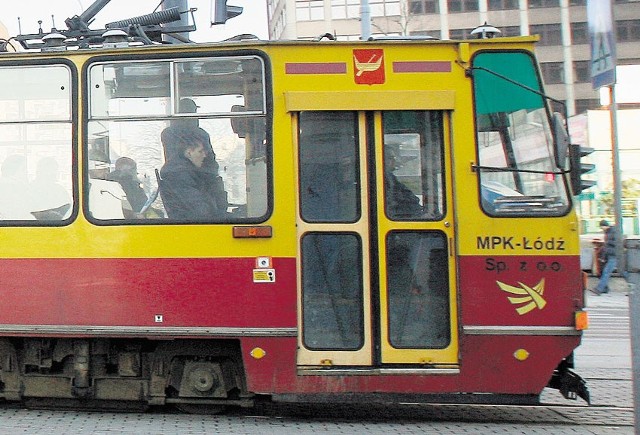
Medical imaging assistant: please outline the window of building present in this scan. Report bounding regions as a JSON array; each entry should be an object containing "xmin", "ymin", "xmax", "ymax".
[
  {"xmin": 370, "ymin": 0, "xmax": 401, "ymax": 16},
  {"xmin": 528, "ymin": 0, "xmax": 559, "ymax": 8},
  {"xmin": 617, "ymin": 20, "xmax": 640, "ymax": 42},
  {"xmin": 573, "ymin": 60, "xmax": 591, "ymax": 83},
  {"xmin": 450, "ymin": 28, "xmax": 472, "ymax": 39},
  {"xmin": 540, "ymin": 62, "xmax": 565, "ymax": 84},
  {"xmin": 447, "ymin": 0, "xmax": 479, "ymax": 13},
  {"xmin": 331, "ymin": 0, "xmax": 361, "ymax": 19},
  {"xmin": 575, "ymin": 99, "xmax": 601, "ymax": 114},
  {"xmin": 571, "ymin": 22, "xmax": 588, "ymax": 44},
  {"xmin": 501, "ymin": 26, "xmax": 521, "ymax": 37},
  {"xmin": 410, "ymin": 0, "xmax": 439, "ymax": 13},
  {"xmin": 488, "ymin": 0, "xmax": 518, "ymax": 11},
  {"xmin": 296, "ymin": 0, "xmax": 325, "ymax": 21},
  {"xmin": 410, "ymin": 29, "xmax": 441, "ymax": 39},
  {"xmin": 569, "ymin": 0, "xmax": 585, "ymax": 5},
  {"xmin": 530, "ymin": 23, "xmax": 562, "ymax": 45},
  {"xmin": 87, "ymin": 55, "xmax": 269, "ymax": 224}
]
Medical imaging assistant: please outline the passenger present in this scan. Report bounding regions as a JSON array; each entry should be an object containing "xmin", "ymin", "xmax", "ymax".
[
  {"xmin": 87, "ymin": 149, "xmax": 128, "ymax": 220},
  {"xmin": 0, "ymin": 154, "xmax": 33, "ymax": 220},
  {"xmin": 384, "ymin": 145, "xmax": 423, "ymax": 218},
  {"xmin": 160, "ymin": 127, "xmax": 227, "ymax": 220},
  {"xmin": 160, "ymin": 98, "xmax": 228, "ymax": 211},
  {"xmin": 106, "ymin": 157, "xmax": 148, "ymax": 214},
  {"xmin": 28, "ymin": 157, "xmax": 72, "ymax": 220}
]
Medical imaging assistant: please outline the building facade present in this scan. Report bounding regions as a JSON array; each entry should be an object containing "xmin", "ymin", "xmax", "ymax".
[{"xmin": 266, "ymin": 0, "xmax": 640, "ymax": 116}]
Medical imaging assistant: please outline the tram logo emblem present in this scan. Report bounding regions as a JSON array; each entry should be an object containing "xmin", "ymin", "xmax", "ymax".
[
  {"xmin": 497, "ymin": 278, "xmax": 547, "ymax": 315},
  {"xmin": 353, "ymin": 49, "xmax": 385, "ymax": 85}
]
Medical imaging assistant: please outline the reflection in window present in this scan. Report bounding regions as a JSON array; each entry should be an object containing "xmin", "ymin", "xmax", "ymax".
[
  {"xmin": 302, "ymin": 233, "xmax": 364, "ymax": 350},
  {"xmin": 298, "ymin": 111, "xmax": 360, "ymax": 223},
  {"xmin": 387, "ymin": 231, "xmax": 450, "ymax": 349},
  {"xmin": 473, "ymin": 52, "xmax": 570, "ymax": 216},
  {"xmin": 383, "ymin": 111, "xmax": 445, "ymax": 221},
  {"xmin": 0, "ymin": 65, "xmax": 73, "ymax": 223},
  {"xmin": 87, "ymin": 56, "xmax": 268, "ymax": 223}
]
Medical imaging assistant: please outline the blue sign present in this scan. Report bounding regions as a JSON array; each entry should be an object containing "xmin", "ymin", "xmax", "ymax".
[{"xmin": 587, "ymin": 0, "xmax": 616, "ymax": 89}]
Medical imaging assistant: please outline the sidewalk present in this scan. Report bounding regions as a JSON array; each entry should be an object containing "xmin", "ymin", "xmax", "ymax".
[{"xmin": 585, "ymin": 275, "xmax": 630, "ymax": 308}]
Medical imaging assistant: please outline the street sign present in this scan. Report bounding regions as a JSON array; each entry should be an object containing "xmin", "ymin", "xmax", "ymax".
[{"xmin": 587, "ymin": 0, "xmax": 616, "ymax": 89}]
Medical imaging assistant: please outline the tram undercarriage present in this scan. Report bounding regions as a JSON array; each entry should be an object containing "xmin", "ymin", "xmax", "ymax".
[{"xmin": 0, "ymin": 338, "xmax": 252, "ymax": 412}]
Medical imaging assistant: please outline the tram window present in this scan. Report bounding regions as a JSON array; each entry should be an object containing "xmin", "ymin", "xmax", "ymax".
[
  {"xmin": 473, "ymin": 52, "xmax": 570, "ymax": 216},
  {"xmin": 301, "ymin": 232, "xmax": 365, "ymax": 350},
  {"xmin": 0, "ymin": 65, "xmax": 73, "ymax": 223},
  {"xmin": 382, "ymin": 111, "xmax": 445, "ymax": 221},
  {"xmin": 298, "ymin": 111, "xmax": 360, "ymax": 223},
  {"xmin": 386, "ymin": 231, "xmax": 450, "ymax": 349},
  {"xmin": 86, "ymin": 56, "xmax": 268, "ymax": 223}
]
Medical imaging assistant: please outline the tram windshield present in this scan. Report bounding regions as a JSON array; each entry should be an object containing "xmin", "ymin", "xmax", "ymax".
[
  {"xmin": 472, "ymin": 51, "xmax": 570, "ymax": 217},
  {"xmin": 86, "ymin": 55, "xmax": 268, "ymax": 223}
]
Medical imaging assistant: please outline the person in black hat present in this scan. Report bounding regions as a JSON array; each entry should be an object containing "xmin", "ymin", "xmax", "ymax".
[
  {"xmin": 160, "ymin": 98, "xmax": 228, "ymax": 213},
  {"xmin": 591, "ymin": 219, "xmax": 617, "ymax": 295}
]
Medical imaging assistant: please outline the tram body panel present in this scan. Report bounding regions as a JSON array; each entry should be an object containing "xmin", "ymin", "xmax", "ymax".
[{"xmin": 0, "ymin": 37, "xmax": 588, "ymax": 406}]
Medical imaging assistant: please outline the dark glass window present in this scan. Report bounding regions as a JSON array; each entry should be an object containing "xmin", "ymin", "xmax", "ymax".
[
  {"xmin": 382, "ymin": 111, "xmax": 445, "ymax": 221},
  {"xmin": 302, "ymin": 233, "xmax": 364, "ymax": 350},
  {"xmin": 574, "ymin": 60, "xmax": 590, "ymax": 83},
  {"xmin": 387, "ymin": 231, "xmax": 450, "ymax": 348},
  {"xmin": 530, "ymin": 23, "xmax": 562, "ymax": 45},
  {"xmin": 617, "ymin": 20, "xmax": 640, "ymax": 42},
  {"xmin": 447, "ymin": 0, "xmax": 478, "ymax": 12},
  {"xmin": 298, "ymin": 111, "xmax": 360, "ymax": 223},
  {"xmin": 488, "ymin": 0, "xmax": 518, "ymax": 10},
  {"xmin": 571, "ymin": 22, "xmax": 588, "ymax": 44},
  {"xmin": 410, "ymin": 0, "xmax": 439, "ymax": 13},
  {"xmin": 540, "ymin": 62, "xmax": 565, "ymax": 84}
]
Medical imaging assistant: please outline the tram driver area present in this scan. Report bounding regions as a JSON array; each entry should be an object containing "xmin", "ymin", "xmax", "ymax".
[{"xmin": 85, "ymin": 56, "xmax": 268, "ymax": 224}]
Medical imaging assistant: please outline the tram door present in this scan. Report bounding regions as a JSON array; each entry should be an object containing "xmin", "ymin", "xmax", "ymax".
[{"xmin": 296, "ymin": 109, "xmax": 458, "ymax": 367}]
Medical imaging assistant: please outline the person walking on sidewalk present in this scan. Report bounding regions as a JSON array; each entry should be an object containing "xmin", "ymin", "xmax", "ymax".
[{"xmin": 591, "ymin": 220, "xmax": 618, "ymax": 295}]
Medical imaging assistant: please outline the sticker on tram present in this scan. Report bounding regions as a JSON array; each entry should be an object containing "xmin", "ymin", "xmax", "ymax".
[
  {"xmin": 253, "ymin": 269, "xmax": 276, "ymax": 283},
  {"xmin": 497, "ymin": 278, "xmax": 547, "ymax": 315}
]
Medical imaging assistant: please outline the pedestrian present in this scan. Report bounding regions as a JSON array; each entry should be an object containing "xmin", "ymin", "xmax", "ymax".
[{"xmin": 591, "ymin": 220, "xmax": 618, "ymax": 295}]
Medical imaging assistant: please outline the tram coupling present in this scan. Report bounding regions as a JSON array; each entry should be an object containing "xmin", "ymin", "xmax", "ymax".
[{"xmin": 547, "ymin": 358, "xmax": 590, "ymax": 404}]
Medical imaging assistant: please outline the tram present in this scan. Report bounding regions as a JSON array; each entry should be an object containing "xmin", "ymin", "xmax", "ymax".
[{"xmin": 0, "ymin": 6, "xmax": 589, "ymax": 411}]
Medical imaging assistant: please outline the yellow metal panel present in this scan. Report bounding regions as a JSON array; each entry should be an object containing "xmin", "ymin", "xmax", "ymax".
[{"xmin": 284, "ymin": 91, "xmax": 455, "ymax": 112}]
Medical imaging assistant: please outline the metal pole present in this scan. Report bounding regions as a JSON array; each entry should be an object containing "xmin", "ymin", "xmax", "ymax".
[
  {"xmin": 626, "ymin": 243, "xmax": 640, "ymax": 434},
  {"xmin": 361, "ymin": 0, "xmax": 371, "ymax": 40},
  {"xmin": 610, "ymin": 85, "xmax": 625, "ymax": 272}
]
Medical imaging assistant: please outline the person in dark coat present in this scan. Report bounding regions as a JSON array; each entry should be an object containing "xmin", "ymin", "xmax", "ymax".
[
  {"xmin": 591, "ymin": 219, "xmax": 618, "ymax": 295},
  {"xmin": 160, "ymin": 127, "xmax": 226, "ymax": 220},
  {"xmin": 160, "ymin": 98, "xmax": 228, "ymax": 211}
]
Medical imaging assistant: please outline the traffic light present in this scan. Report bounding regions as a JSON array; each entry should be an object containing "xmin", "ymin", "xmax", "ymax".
[
  {"xmin": 569, "ymin": 143, "xmax": 596, "ymax": 195},
  {"xmin": 212, "ymin": 0, "xmax": 243, "ymax": 25}
]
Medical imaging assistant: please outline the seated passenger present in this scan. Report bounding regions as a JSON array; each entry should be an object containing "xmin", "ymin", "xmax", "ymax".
[
  {"xmin": 88, "ymin": 150, "xmax": 127, "ymax": 220},
  {"xmin": 28, "ymin": 157, "xmax": 72, "ymax": 220},
  {"xmin": 160, "ymin": 128, "xmax": 227, "ymax": 220},
  {"xmin": 161, "ymin": 99, "xmax": 228, "ymax": 212},
  {"xmin": 106, "ymin": 157, "xmax": 148, "ymax": 214},
  {"xmin": 0, "ymin": 154, "xmax": 33, "ymax": 220}
]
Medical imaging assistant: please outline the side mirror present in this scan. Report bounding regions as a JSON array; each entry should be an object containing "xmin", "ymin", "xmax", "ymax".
[{"xmin": 553, "ymin": 112, "xmax": 570, "ymax": 170}]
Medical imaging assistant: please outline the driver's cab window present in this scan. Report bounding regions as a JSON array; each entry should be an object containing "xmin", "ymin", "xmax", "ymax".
[
  {"xmin": 86, "ymin": 56, "xmax": 268, "ymax": 223},
  {"xmin": 473, "ymin": 52, "xmax": 570, "ymax": 217}
]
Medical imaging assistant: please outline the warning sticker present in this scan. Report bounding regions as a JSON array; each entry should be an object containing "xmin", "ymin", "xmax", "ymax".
[{"xmin": 253, "ymin": 269, "xmax": 276, "ymax": 283}]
